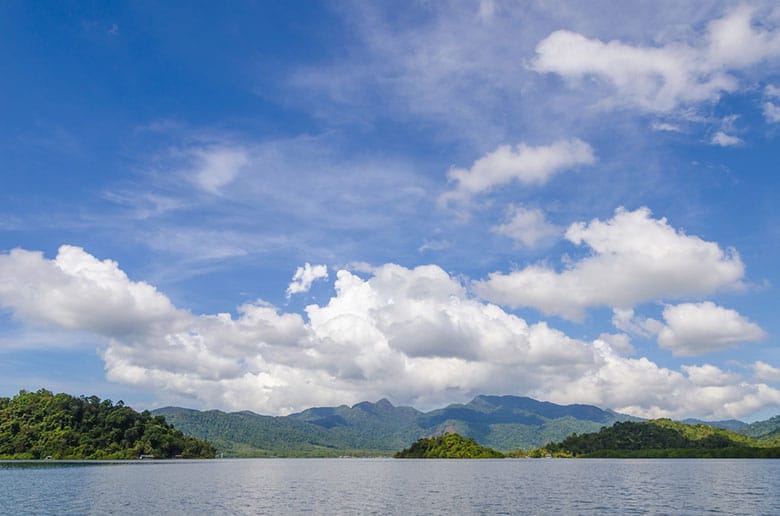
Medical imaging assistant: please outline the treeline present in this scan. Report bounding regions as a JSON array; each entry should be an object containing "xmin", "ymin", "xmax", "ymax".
[
  {"xmin": 532, "ymin": 419, "xmax": 780, "ymax": 458},
  {"xmin": 0, "ymin": 389, "xmax": 215, "ymax": 459},
  {"xmin": 394, "ymin": 433, "xmax": 505, "ymax": 458}
]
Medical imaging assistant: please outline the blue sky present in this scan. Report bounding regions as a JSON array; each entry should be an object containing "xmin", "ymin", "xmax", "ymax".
[{"xmin": 2, "ymin": 1, "xmax": 780, "ymax": 420}]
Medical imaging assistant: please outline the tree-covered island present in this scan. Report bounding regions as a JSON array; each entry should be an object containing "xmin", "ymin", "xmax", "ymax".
[
  {"xmin": 394, "ymin": 433, "xmax": 505, "ymax": 458},
  {"xmin": 0, "ymin": 389, "xmax": 216, "ymax": 459},
  {"xmin": 521, "ymin": 419, "xmax": 780, "ymax": 458}
]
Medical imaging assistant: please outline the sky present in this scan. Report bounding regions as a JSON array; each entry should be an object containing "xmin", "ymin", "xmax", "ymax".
[{"xmin": 1, "ymin": 1, "xmax": 780, "ymax": 421}]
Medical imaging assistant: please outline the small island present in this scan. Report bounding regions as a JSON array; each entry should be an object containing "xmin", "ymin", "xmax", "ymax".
[
  {"xmin": 0, "ymin": 389, "xmax": 216, "ymax": 459},
  {"xmin": 394, "ymin": 433, "xmax": 505, "ymax": 458},
  {"xmin": 523, "ymin": 419, "xmax": 780, "ymax": 458}
]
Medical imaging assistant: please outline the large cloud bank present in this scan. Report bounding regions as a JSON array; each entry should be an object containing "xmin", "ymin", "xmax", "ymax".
[{"xmin": 1, "ymin": 244, "xmax": 778, "ymax": 419}]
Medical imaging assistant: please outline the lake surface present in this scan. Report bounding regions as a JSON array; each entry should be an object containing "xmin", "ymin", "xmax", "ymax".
[{"xmin": 1, "ymin": 458, "xmax": 779, "ymax": 515}]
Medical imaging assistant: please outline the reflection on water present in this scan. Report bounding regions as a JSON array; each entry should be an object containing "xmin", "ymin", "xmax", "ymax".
[{"xmin": 1, "ymin": 458, "xmax": 779, "ymax": 515}]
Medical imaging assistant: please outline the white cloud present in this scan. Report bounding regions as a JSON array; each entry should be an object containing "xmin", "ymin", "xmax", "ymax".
[
  {"xmin": 1, "ymin": 245, "xmax": 777, "ymax": 419},
  {"xmin": 475, "ymin": 207, "xmax": 744, "ymax": 320},
  {"xmin": 612, "ymin": 303, "xmax": 765, "ymax": 357},
  {"xmin": 190, "ymin": 146, "xmax": 249, "ymax": 194},
  {"xmin": 532, "ymin": 6, "xmax": 780, "ymax": 113},
  {"xmin": 0, "ymin": 246, "xmax": 182, "ymax": 336},
  {"xmin": 418, "ymin": 240, "xmax": 452, "ymax": 253},
  {"xmin": 681, "ymin": 364, "xmax": 740, "ymax": 387},
  {"xmin": 657, "ymin": 302, "xmax": 766, "ymax": 356},
  {"xmin": 763, "ymin": 86, "xmax": 780, "ymax": 122},
  {"xmin": 286, "ymin": 263, "xmax": 329, "ymax": 298},
  {"xmin": 538, "ymin": 343, "xmax": 780, "ymax": 420},
  {"xmin": 491, "ymin": 205, "xmax": 560, "ymax": 248},
  {"xmin": 752, "ymin": 361, "xmax": 780, "ymax": 383},
  {"xmin": 597, "ymin": 333, "xmax": 634, "ymax": 355},
  {"xmin": 711, "ymin": 131, "xmax": 743, "ymax": 146},
  {"xmin": 612, "ymin": 308, "xmax": 663, "ymax": 338},
  {"xmin": 440, "ymin": 139, "xmax": 595, "ymax": 204},
  {"xmin": 652, "ymin": 122, "xmax": 682, "ymax": 132}
]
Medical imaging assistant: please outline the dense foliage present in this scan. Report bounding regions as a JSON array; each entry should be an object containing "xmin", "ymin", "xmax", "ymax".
[
  {"xmin": 155, "ymin": 406, "xmax": 393, "ymax": 457},
  {"xmin": 538, "ymin": 419, "xmax": 780, "ymax": 458},
  {"xmin": 737, "ymin": 415, "xmax": 780, "ymax": 441},
  {"xmin": 394, "ymin": 433, "xmax": 505, "ymax": 458},
  {"xmin": 0, "ymin": 389, "xmax": 216, "ymax": 459},
  {"xmin": 153, "ymin": 397, "xmax": 780, "ymax": 458},
  {"xmin": 153, "ymin": 395, "xmax": 637, "ymax": 456}
]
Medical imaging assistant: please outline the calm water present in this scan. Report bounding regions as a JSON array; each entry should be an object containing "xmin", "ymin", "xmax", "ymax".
[{"xmin": 1, "ymin": 458, "xmax": 779, "ymax": 515}]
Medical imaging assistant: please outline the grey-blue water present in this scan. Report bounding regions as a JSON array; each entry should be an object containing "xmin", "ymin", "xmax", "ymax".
[{"xmin": 1, "ymin": 458, "xmax": 779, "ymax": 515}]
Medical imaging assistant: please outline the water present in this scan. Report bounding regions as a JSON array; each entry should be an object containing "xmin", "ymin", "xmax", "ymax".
[{"xmin": 1, "ymin": 458, "xmax": 779, "ymax": 515}]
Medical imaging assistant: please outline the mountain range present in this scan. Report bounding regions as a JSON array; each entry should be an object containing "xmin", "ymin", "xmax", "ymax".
[
  {"xmin": 153, "ymin": 396, "xmax": 780, "ymax": 457},
  {"xmin": 152, "ymin": 395, "xmax": 641, "ymax": 456}
]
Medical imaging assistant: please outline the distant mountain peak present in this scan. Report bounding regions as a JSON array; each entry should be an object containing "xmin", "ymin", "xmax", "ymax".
[
  {"xmin": 352, "ymin": 398, "xmax": 395, "ymax": 411},
  {"xmin": 681, "ymin": 418, "xmax": 747, "ymax": 432},
  {"xmin": 376, "ymin": 398, "xmax": 394, "ymax": 409}
]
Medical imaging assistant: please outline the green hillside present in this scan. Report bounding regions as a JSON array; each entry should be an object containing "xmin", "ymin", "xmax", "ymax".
[
  {"xmin": 153, "ymin": 395, "xmax": 639, "ymax": 456},
  {"xmin": 737, "ymin": 415, "xmax": 780, "ymax": 442},
  {"xmin": 394, "ymin": 433, "xmax": 504, "ymax": 458},
  {"xmin": 540, "ymin": 419, "xmax": 780, "ymax": 458},
  {"xmin": 0, "ymin": 389, "xmax": 215, "ymax": 459},
  {"xmin": 155, "ymin": 406, "xmax": 393, "ymax": 457}
]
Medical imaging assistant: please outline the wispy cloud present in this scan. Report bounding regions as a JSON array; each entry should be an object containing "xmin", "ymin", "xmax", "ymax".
[
  {"xmin": 711, "ymin": 131, "xmax": 743, "ymax": 146},
  {"xmin": 190, "ymin": 146, "xmax": 249, "ymax": 194},
  {"xmin": 491, "ymin": 205, "xmax": 561, "ymax": 249}
]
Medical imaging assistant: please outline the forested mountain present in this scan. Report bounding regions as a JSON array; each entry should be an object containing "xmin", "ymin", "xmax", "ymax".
[
  {"xmin": 682, "ymin": 415, "xmax": 780, "ymax": 445},
  {"xmin": 0, "ymin": 389, "xmax": 215, "ymax": 459},
  {"xmin": 153, "ymin": 395, "xmax": 638, "ymax": 456},
  {"xmin": 736, "ymin": 415, "xmax": 780, "ymax": 443},
  {"xmin": 541, "ymin": 419, "xmax": 780, "ymax": 458}
]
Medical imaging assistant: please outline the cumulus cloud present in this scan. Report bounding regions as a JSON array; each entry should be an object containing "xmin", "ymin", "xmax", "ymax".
[
  {"xmin": 532, "ymin": 5, "xmax": 780, "ymax": 113},
  {"xmin": 681, "ymin": 364, "xmax": 741, "ymax": 387},
  {"xmin": 539, "ymin": 340, "xmax": 780, "ymax": 420},
  {"xmin": 656, "ymin": 302, "xmax": 766, "ymax": 356},
  {"xmin": 491, "ymin": 205, "xmax": 561, "ymax": 248},
  {"xmin": 0, "ymin": 246, "xmax": 182, "ymax": 336},
  {"xmin": 190, "ymin": 146, "xmax": 249, "ymax": 194},
  {"xmin": 612, "ymin": 303, "xmax": 765, "ymax": 357},
  {"xmin": 286, "ymin": 263, "xmax": 329, "ymax": 298},
  {"xmin": 752, "ymin": 361, "xmax": 780, "ymax": 383},
  {"xmin": 0, "ymin": 245, "xmax": 777, "ymax": 419},
  {"xmin": 597, "ymin": 333, "xmax": 634, "ymax": 355},
  {"xmin": 475, "ymin": 207, "xmax": 744, "ymax": 320},
  {"xmin": 440, "ymin": 139, "xmax": 595, "ymax": 204}
]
